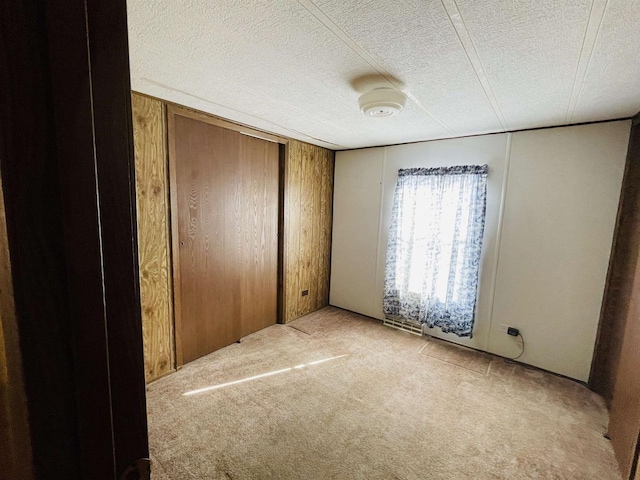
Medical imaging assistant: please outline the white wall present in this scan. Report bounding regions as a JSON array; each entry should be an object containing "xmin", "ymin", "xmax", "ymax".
[
  {"xmin": 330, "ymin": 121, "xmax": 631, "ymax": 381},
  {"xmin": 330, "ymin": 148, "xmax": 385, "ymax": 319}
]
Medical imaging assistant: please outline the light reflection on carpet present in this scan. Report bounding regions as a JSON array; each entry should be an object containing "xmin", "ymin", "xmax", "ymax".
[{"xmin": 183, "ymin": 354, "xmax": 348, "ymax": 396}]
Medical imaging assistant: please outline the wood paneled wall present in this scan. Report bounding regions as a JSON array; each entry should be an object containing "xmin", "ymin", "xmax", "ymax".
[
  {"xmin": 131, "ymin": 93, "xmax": 175, "ymax": 382},
  {"xmin": 592, "ymin": 113, "xmax": 640, "ymax": 480},
  {"xmin": 131, "ymin": 93, "xmax": 335, "ymax": 374},
  {"xmin": 284, "ymin": 140, "xmax": 335, "ymax": 323}
]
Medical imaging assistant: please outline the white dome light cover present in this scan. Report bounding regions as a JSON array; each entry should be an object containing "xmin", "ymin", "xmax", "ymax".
[{"xmin": 358, "ymin": 88, "xmax": 407, "ymax": 117}]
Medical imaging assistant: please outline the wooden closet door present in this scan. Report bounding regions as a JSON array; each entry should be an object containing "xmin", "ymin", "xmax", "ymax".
[
  {"xmin": 238, "ymin": 134, "xmax": 279, "ymax": 337},
  {"xmin": 170, "ymin": 110, "xmax": 279, "ymax": 365}
]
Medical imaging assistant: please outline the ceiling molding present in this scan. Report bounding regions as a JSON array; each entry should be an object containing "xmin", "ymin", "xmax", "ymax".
[
  {"xmin": 140, "ymin": 78, "xmax": 346, "ymax": 149},
  {"xmin": 565, "ymin": 0, "xmax": 610, "ymax": 123},
  {"xmin": 440, "ymin": 0, "xmax": 508, "ymax": 131},
  {"xmin": 142, "ymin": 48, "xmax": 357, "ymax": 138},
  {"xmin": 128, "ymin": 0, "xmax": 640, "ymax": 149}
]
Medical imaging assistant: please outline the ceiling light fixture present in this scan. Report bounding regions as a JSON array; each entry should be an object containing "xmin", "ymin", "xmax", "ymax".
[{"xmin": 358, "ymin": 87, "xmax": 407, "ymax": 117}]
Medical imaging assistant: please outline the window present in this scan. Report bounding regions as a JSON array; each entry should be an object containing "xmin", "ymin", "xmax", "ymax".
[{"xmin": 383, "ymin": 165, "xmax": 488, "ymax": 337}]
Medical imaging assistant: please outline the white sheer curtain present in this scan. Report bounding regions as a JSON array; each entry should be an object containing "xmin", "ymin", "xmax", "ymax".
[{"xmin": 383, "ymin": 165, "xmax": 488, "ymax": 337}]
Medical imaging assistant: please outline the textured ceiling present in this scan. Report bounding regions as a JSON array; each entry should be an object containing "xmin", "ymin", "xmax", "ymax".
[{"xmin": 127, "ymin": 0, "xmax": 640, "ymax": 150}]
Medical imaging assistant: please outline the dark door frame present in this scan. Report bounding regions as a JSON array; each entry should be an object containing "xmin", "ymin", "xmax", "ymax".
[{"xmin": 1, "ymin": 0, "xmax": 149, "ymax": 478}]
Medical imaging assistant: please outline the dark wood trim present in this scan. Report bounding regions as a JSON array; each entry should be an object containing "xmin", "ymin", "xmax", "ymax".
[
  {"xmin": 1, "ymin": 0, "xmax": 149, "ymax": 477},
  {"xmin": 326, "ymin": 149, "xmax": 336, "ymax": 309},
  {"xmin": 591, "ymin": 121, "xmax": 640, "ymax": 479},
  {"xmin": 1, "ymin": 0, "xmax": 82, "ymax": 476},
  {"xmin": 163, "ymin": 100, "xmax": 178, "ymax": 374},
  {"xmin": 46, "ymin": 0, "xmax": 117, "ymax": 475},
  {"xmin": 84, "ymin": 1, "xmax": 149, "ymax": 473},
  {"xmin": 590, "ymin": 113, "xmax": 640, "ymax": 400},
  {"xmin": 337, "ymin": 116, "xmax": 635, "ymax": 152},
  {"xmin": 588, "ymin": 118, "xmax": 635, "ymax": 394},
  {"xmin": 133, "ymin": 90, "xmax": 294, "ymax": 147},
  {"xmin": 278, "ymin": 143, "xmax": 288, "ymax": 324},
  {"xmin": 166, "ymin": 105, "xmax": 184, "ymax": 367},
  {"xmin": 0, "ymin": 174, "xmax": 33, "ymax": 480},
  {"xmin": 154, "ymin": 99, "xmax": 289, "ymax": 145}
]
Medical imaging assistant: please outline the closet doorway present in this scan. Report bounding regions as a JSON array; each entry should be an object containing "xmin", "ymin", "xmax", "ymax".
[{"xmin": 168, "ymin": 106, "xmax": 283, "ymax": 365}]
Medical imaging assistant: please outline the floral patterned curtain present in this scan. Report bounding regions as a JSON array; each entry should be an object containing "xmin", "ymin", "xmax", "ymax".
[{"xmin": 383, "ymin": 165, "xmax": 488, "ymax": 337}]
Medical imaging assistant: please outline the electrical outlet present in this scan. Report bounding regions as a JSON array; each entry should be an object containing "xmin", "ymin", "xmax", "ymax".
[
  {"xmin": 507, "ymin": 327, "xmax": 520, "ymax": 337},
  {"xmin": 500, "ymin": 324, "xmax": 520, "ymax": 336}
]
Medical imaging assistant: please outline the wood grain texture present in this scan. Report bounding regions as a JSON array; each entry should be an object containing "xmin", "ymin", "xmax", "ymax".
[
  {"xmin": 284, "ymin": 140, "xmax": 334, "ymax": 323},
  {"xmin": 604, "ymin": 115, "xmax": 640, "ymax": 480},
  {"xmin": 132, "ymin": 93, "xmax": 175, "ymax": 383},
  {"xmin": 133, "ymin": 94, "xmax": 334, "ymax": 365},
  {"xmin": 298, "ymin": 141, "xmax": 313, "ymax": 316},
  {"xmin": 169, "ymin": 107, "xmax": 279, "ymax": 364},
  {"xmin": 173, "ymin": 114, "xmax": 241, "ymax": 363},
  {"xmin": 239, "ymin": 134, "xmax": 279, "ymax": 337},
  {"xmin": 285, "ymin": 142, "xmax": 302, "ymax": 323}
]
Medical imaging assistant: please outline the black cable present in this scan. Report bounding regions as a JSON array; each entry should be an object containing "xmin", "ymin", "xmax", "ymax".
[
  {"xmin": 502, "ymin": 333, "xmax": 525, "ymax": 365},
  {"xmin": 512, "ymin": 333, "xmax": 525, "ymax": 360}
]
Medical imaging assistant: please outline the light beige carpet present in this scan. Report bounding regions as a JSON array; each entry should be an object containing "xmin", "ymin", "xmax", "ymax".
[{"xmin": 147, "ymin": 307, "xmax": 621, "ymax": 480}]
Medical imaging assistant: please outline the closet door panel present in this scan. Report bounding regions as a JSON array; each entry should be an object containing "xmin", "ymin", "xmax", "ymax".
[
  {"xmin": 170, "ymin": 108, "xmax": 279, "ymax": 365},
  {"xmin": 239, "ymin": 134, "xmax": 279, "ymax": 337},
  {"xmin": 172, "ymin": 114, "xmax": 242, "ymax": 364}
]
